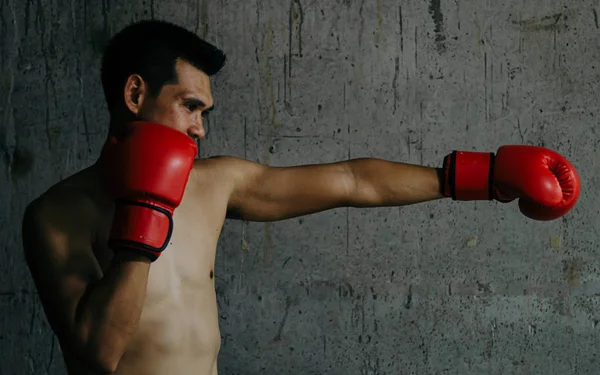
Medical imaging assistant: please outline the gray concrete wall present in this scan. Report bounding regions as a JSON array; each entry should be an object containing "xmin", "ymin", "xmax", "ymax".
[{"xmin": 1, "ymin": 0, "xmax": 598, "ymax": 374}]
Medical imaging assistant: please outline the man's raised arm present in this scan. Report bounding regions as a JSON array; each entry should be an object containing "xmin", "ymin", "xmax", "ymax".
[
  {"xmin": 22, "ymin": 121, "xmax": 200, "ymax": 373},
  {"xmin": 22, "ymin": 195, "xmax": 151, "ymax": 374}
]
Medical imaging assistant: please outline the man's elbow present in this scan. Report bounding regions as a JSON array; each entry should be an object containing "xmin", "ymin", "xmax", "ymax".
[
  {"xmin": 79, "ymin": 344, "xmax": 123, "ymax": 374},
  {"xmin": 341, "ymin": 160, "xmax": 360, "ymax": 206},
  {"xmin": 64, "ymin": 331, "xmax": 126, "ymax": 374},
  {"xmin": 343, "ymin": 159, "xmax": 382, "ymax": 207},
  {"xmin": 92, "ymin": 354, "xmax": 121, "ymax": 375}
]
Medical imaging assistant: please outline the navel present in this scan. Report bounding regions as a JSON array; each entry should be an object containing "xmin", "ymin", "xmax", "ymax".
[{"xmin": 209, "ymin": 270, "xmax": 214, "ymax": 279}]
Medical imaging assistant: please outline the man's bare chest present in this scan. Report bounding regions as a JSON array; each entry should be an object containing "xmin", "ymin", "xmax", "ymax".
[{"xmin": 144, "ymin": 192, "xmax": 228, "ymax": 294}]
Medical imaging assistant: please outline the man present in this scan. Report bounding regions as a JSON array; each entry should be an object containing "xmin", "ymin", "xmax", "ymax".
[{"xmin": 21, "ymin": 20, "xmax": 580, "ymax": 375}]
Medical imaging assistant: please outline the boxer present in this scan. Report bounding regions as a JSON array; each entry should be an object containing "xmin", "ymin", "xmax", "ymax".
[{"xmin": 21, "ymin": 20, "xmax": 580, "ymax": 375}]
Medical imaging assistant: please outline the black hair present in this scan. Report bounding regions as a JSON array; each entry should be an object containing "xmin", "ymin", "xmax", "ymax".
[{"xmin": 101, "ymin": 20, "xmax": 226, "ymax": 111}]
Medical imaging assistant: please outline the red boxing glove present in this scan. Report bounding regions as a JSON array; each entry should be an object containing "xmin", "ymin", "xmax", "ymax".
[
  {"xmin": 100, "ymin": 122, "xmax": 198, "ymax": 261},
  {"xmin": 442, "ymin": 145, "xmax": 581, "ymax": 221}
]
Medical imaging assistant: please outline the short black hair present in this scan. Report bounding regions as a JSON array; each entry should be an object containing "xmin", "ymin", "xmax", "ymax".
[{"xmin": 101, "ymin": 20, "xmax": 226, "ymax": 111}]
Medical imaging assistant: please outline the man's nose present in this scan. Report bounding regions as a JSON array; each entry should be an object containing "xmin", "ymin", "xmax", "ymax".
[{"xmin": 188, "ymin": 123, "xmax": 206, "ymax": 140}]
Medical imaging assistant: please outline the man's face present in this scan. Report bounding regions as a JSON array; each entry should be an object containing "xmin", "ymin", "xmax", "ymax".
[{"xmin": 137, "ymin": 58, "xmax": 214, "ymax": 139}]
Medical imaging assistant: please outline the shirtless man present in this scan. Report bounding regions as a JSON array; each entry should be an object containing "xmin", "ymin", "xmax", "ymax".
[{"xmin": 21, "ymin": 20, "xmax": 580, "ymax": 374}]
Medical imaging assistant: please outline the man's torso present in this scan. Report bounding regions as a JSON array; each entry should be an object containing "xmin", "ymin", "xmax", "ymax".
[{"xmin": 51, "ymin": 161, "xmax": 230, "ymax": 375}]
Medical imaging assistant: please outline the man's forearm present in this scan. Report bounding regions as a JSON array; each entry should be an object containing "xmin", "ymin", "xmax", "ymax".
[
  {"xmin": 74, "ymin": 252, "xmax": 151, "ymax": 373},
  {"xmin": 346, "ymin": 158, "xmax": 445, "ymax": 207}
]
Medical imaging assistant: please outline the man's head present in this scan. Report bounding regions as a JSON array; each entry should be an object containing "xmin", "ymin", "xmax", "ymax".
[{"xmin": 101, "ymin": 20, "xmax": 226, "ymax": 139}]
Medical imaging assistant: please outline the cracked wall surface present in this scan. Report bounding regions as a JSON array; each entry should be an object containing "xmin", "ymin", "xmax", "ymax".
[{"xmin": 1, "ymin": 1, "xmax": 599, "ymax": 374}]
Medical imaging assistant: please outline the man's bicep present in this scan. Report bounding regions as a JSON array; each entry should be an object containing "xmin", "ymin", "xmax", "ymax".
[
  {"xmin": 22, "ymin": 200, "xmax": 102, "ymax": 342},
  {"xmin": 221, "ymin": 157, "xmax": 353, "ymax": 221}
]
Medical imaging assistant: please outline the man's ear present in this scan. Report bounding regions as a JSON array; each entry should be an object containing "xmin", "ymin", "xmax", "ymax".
[{"xmin": 123, "ymin": 74, "xmax": 148, "ymax": 115}]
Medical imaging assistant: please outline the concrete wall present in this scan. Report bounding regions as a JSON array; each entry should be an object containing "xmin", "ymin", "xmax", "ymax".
[{"xmin": 1, "ymin": 0, "xmax": 598, "ymax": 374}]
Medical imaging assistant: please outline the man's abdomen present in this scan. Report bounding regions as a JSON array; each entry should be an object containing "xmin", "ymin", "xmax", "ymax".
[{"xmin": 116, "ymin": 286, "xmax": 221, "ymax": 375}]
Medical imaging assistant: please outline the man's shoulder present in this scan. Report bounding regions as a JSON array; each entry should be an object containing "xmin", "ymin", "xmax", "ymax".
[
  {"xmin": 190, "ymin": 155, "xmax": 267, "ymax": 208},
  {"xmin": 32, "ymin": 166, "xmax": 101, "ymax": 209},
  {"xmin": 193, "ymin": 155, "xmax": 266, "ymax": 180},
  {"xmin": 193, "ymin": 155, "xmax": 248, "ymax": 170},
  {"xmin": 23, "ymin": 166, "xmax": 103, "ymax": 245}
]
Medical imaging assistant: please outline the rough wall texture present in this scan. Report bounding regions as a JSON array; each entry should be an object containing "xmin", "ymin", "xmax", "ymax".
[{"xmin": 1, "ymin": 0, "xmax": 599, "ymax": 374}]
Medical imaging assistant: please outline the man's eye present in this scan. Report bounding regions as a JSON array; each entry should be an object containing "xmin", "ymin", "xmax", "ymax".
[{"xmin": 185, "ymin": 103, "xmax": 199, "ymax": 111}]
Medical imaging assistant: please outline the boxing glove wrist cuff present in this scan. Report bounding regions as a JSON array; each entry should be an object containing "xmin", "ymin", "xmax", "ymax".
[
  {"xmin": 112, "ymin": 246, "xmax": 160, "ymax": 262},
  {"xmin": 108, "ymin": 201, "xmax": 174, "ymax": 262},
  {"xmin": 443, "ymin": 151, "xmax": 495, "ymax": 201}
]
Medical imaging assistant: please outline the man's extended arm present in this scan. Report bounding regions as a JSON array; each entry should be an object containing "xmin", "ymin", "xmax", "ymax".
[{"xmin": 220, "ymin": 145, "xmax": 579, "ymax": 222}]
